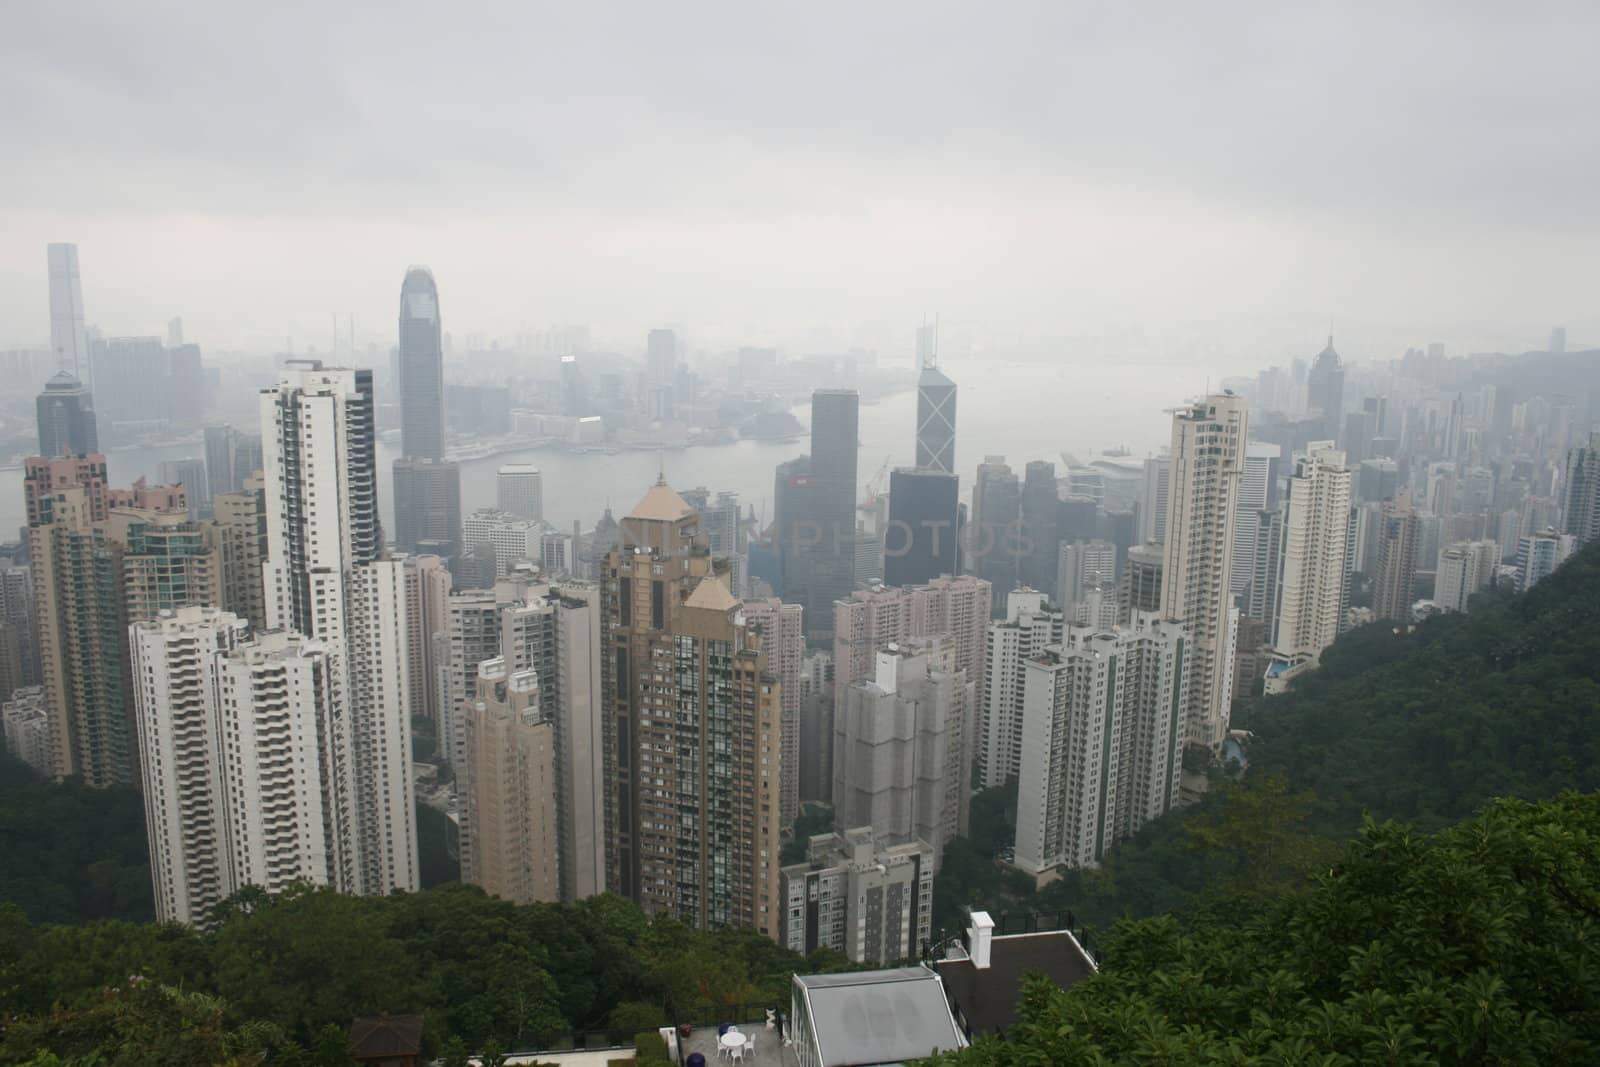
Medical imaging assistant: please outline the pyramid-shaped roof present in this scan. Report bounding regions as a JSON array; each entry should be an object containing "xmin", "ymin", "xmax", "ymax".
[
  {"xmin": 684, "ymin": 574, "xmax": 739, "ymax": 612},
  {"xmin": 627, "ymin": 475, "xmax": 694, "ymax": 523}
]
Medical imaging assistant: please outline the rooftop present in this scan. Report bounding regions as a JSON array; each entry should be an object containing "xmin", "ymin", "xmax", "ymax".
[
  {"xmin": 628, "ymin": 475, "xmax": 695, "ymax": 523},
  {"xmin": 794, "ymin": 967, "xmax": 965, "ymax": 1066}
]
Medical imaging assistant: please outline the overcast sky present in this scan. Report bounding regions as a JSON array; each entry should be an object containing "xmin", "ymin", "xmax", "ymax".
[{"xmin": 1, "ymin": 2, "xmax": 1595, "ymax": 360}]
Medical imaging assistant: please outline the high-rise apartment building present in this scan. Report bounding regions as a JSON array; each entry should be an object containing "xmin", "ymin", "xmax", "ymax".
[
  {"xmin": 1372, "ymin": 495, "xmax": 1422, "ymax": 622},
  {"xmin": 741, "ymin": 597, "xmax": 804, "ymax": 831},
  {"xmin": 683, "ymin": 487, "xmax": 747, "ymax": 598},
  {"xmin": 460, "ymin": 656, "xmax": 559, "ymax": 905},
  {"xmin": 497, "ymin": 464, "xmax": 544, "ymax": 521},
  {"xmin": 1055, "ymin": 540, "xmax": 1116, "ymax": 617},
  {"xmin": 779, "ymin": 828, "xmax": 933, "ymax": 963},
  {"xmin": 36, "ymin": 372, "xmax": 98, "ymax": 458},
  {"xmin": 1120, "ymin": 543, "xmax": 1164, "ymax": 621},
  {"xmin": 1013, "ymin": 614, "xmax": 1187, "ymax": 876},
  {"xmin": 1515, "ymin": 529, "xmax": 1573, "ymax": 593},
  {"xmin": 402, "ymin": 554, "xmax": 451, "ymax": 724},
  {"xmin": 1162, "ymin": 394, "xmax": 1247, "ymax": 751},
  {"xmin": 211, "ymin": 475, "xmax": 268, "ymax": 630},
  {"xmin": 915, "ymin": 361, "xmax": 956, "ymax": 475},
  {"xmin": 3, "ymin": 688, "xmax": 51, "ymax": 777},
  {"xmin": 832, "ymin": 574, "xmax": 992, "ymax": 718},
  {"xmin": 204, "ymin": 424, "xmax": 264, "ymax": 499},
  {"xmin": 978, "ymin": 588, "xmax": 1064, "ymax": 789},
  {"xmin": 1562, "ymin": 432, "xmax": 1600, "ymax": 549},
  {"xmin": 47, "ymin": 243, "xmax": 89, "ymax": 381},
  {"xmin": 1435, "ymin": 539, "xmax": 1499, "ymax": 613},
  {"xmin": 261, "ymin": 361, "xmax": 417, "ymax": 897},
  {"xmin": 462, "ymin": 508, "xmax": 549, "ymax": 577},
  {"xmin": 602, "ymin": 478, "xmax": 782, "ymax": 934},
  {"xmin": 1138, "ymin": 456, "xmax": 1170, "ymax": 546},
  {"xmin": 1272, "ymin": 442, "xmax": 1351, "ymax": 666},
  {"xmin": 833, "ymin": 639, "xmax": 972, "ymax": 868},
  {"xmin": 0, "ymin": 566, "xmax": 40, "ymax": 704},
  {"xmin": 779, "ymin": 390, "xmax": 859, "ymax": 642},
  {"xmin": 885, "ymin": 468, "xmax": 960, "ymax": 587}
]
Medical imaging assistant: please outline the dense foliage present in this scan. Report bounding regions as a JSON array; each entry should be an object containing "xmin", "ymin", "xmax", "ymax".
[
  {"xmin": 0, "ymin": 885, "xmax": 853, "ymax": 1064},
  {"xmin": 0, "ymin": 754, "xmax": 152, "ymax": 924},
  {"xmin": 936, "ymin": 791, "xmax": 1600, "ymax": 1065}
]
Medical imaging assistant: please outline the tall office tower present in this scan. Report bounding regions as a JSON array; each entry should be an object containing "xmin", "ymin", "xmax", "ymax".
[
  {"xmin": 1372, "ymin": 494, "xmax": 1422, "ymax": 622},
  {"xmin": 1055, "ymin": 540, "xmax": 1116, "ymax": 616},
  {"xmin": 1515, "ymin": 529, "xmax": 1572, "ymax": 593},
  {"xmin": 397, "ymin": 267, "xmax": 445, "ymax": 461},
  {"xmin": 683, "ymin": 487, "xmax": 747, "ymax": 598},
  {"xmin": 1550, "ymin": 327, "xmax": 1568, "ymax": 354},
  {"xmin": 831, "ymin": 574, "xmax": 992, "ymax": 716},
  {"xmin": 970, "ymin": 456, "xmax": 1020, "ymax": 609},
  {"xmin": 602, "ymin": 478, "xmax": 782, "ymax": 934},
  {"xmin": 833, "ymin": 639, "xmax": 972, "ymax": 868},
  {"xmin": 47, "ymin": 244, "xmax": 89, "ymax": 381},
  {"xmin": 36, "ymin": 373, "xmax": 98, "ymax": 457},
  {"xmin": 1229, "ymin": 443, "xmax": 1280, "ymax": 599},
  {"xmin": 559, "ymin": 355, "xmax": 591, "ymax": 417},
  {"xmin": 916, "ymin": 322, "xmax": 937, "ymax": 366},
  {"xmin": 1013, "ymin": 614, "xmax": 1188, "ymax": 876},
  {"xmin": 1138, "ymin": 457, "xmax": 1171, "ymax": 546},
  {"xmin": 915, "ymin": 360, "xmax": 956, "ymax": 475},
  {"xmin": 392, "ymin": 458, "xmax": 462, "ymax": 557},
  {"xmin": 1163, "ymin": 394, "xmax": 1247, "ymax": 751},
  {"xmin": 211, "ymin": 476, "xmax": 268, "ymax": 630},
  {"xmin": 1561, "ymin": 432, "xmax": 1600, "ymax": 548},
  {"xmin": 742, "ymin": 597, "xmax": 804, "ymax": 831},
  {"xmin": 885, "ymin": 468, "xmax": 960, "ymax": 586},
  {"xmin": 3, "ymin": 688, "xmax": 51, "ymax": 776},
  {"xmin": 403, "ymin": 555, "xmax": 451, "ymax": 724},
  {"xmin": 130, "ymin": 608, "xmax": 250, "ymax": 925},
  {"xmin": 499, "ymin": 580, "xmax": 605, "ymax": 902},
  {"xmin": 1019, "ymin": 461, "xmax": 1059, "ymax": 594},
  {"xmin": 780, "ymin": 390, "xmax": 859, "ymax": 642},
  {"xmin": 497, "ymin": 463, "xmax": 544, "ymax": 521},
  {"xmin": 261, "ymin": 362, "xmax": 417, "ymax": 896},
  {"xmin": 978, "ymin": 589, "xmax": 1064, "ymax": 789},
  {"xmin": 204, "ymin": 424, "xmax": 264, "ymax": 498},
  {"xmin": 1435, "ymin": 540, "xmax": 1499, "ymax": 613},
  {"xmin": 1120, "ymin": 543, "xmax": 1164, "ymax": 620},
  {"xmin": 459, "ymin": 657, "xmax": 559, "ymax": 905},
  {"xmin": 167, "ymin": 345, "xmax": 205, "ymax": 432},
  {"xmin": 645, "ymin": 328, "xmax": 677, "ymax": 421},
  {"xmin": 1271, "ymin": 443, "xmax": 1351, "ymax": 667},
  {"xmin": 779, "ymin": 828, "xmax": 933, "ymax": 963},
  {"xmin": 393, "ymin": 268, "xmax": 460, "ymax": 556},
  {"xmin": 1306, "ymin": 337, "xmax": 1344, "ymax": 430},
  {"xmin": 159, "ymin": 457, "xmax": 210, "ymax": 519},
  {"xmin": 28, "ymin": 457, "xmax": 215, "ymax": 785},
  {"xmin": 92, "ymin": 337, "xmax": 169, "ymax": 437}
]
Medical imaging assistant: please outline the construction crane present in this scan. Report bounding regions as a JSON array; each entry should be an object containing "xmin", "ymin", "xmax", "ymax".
[{"xmin": 860, "ymin": 454, "xmax": 892, "ymax": 509}]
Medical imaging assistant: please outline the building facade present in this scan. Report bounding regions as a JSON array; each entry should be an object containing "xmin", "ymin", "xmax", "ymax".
[
  {"xmin": 978, "ymin": 588, "xmax": 1064, "ymax": 789},
  {"xmin": 1272, "ymin": 442, "xmax": 1351, "ymax": 666},
  {"xmin": 779, "ymin": 828, "xmax": 933, "ymax": 963}
]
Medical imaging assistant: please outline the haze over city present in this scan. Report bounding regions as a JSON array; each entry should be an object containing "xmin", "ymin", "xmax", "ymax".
[
  {"xmin": 3, "ymin": 3, "xmax": 1597, "ymax": 357},
  {"xmin": 5, "ymin": 5, "xmax": 1600, "ymax": 1065}
]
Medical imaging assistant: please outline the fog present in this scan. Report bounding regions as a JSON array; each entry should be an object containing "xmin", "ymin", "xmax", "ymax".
[{"xmin": 2, "ymin": 2, "xmax": 1597, "ymax": 356}]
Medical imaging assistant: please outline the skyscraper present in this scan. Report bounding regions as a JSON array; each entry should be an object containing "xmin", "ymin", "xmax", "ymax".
[
  {"xmin": 204, "ymin": 424, "xmax": 264, "ymax": 498},
  {"xmin": 1163, "ymin": 394, "xmax": 1247, "ymax": 751},
  {"xmin": 497, "ymin": 463, "xmax": 544, "ymax": 521},
  {"xmin": 1138, "ymin": 456, "xmax": 1170, "ymax": 546},
  {"xmin": 393, "ymin": 268, "xmax": 461, "ymax": 556},
  {"xmin": 261, "ymin": 361, "xmax": 417, "ymax": 896},
  {"xmin": 645, "ymin": 328, "xmax": 677, "ymax": 421},
  {"xmin": 47, "ymin": 244, "xmax": 88, "ymax": 381},
  {"xmin": 397, "ymin": 267, "xmax": 445, "ymax": 462},
  {"xmin": 1561, "ymin": 432, "xmax": 1600, "ymax": 549},
  {"xmin": 915, "ymin": 361, "xmax": 956, "ymax": 475},
  {"xmin": 211, "ymin": 475, "xmax": 268, "ymax": 630},
  {"xmin": 970, "ymin": 456, "xmax": 1020, "ymax": 609},
  {"xmin": 459, "ymin": 656, "xmax": 559, "ymax": 905},
  {"xmin": 885, "ymin": 468, "xmax": 960, "ymax": 587},
  {"xmin": 741, "ymin": 597, "xmax": 804, "ymax": 831},
  {"xmin": 978, "ymin": 588, "xmax": 1064, "ymax": 789},
  {"xmin": 1515, "ymin": 529, "xmax": 1572, "ymax": 593},
  {"xmin": 1435, "ymin": 539, "xmax": 1499, "ymax": 613},
  {"xmin": 1306, "ymin": 337, "xmax": 1344, "ymax": 430},
  {"xmin": 602, "ymin": 478, "xmax": 782, "ymax": 934},
  {"xmin": 832, "ymin": 574, "xmax": 993, "ymax": 717},
  {"xmin": 1229, "ymin": 443, "xmax": 1280, "ymax": 600},
  {"xmin": 1372, "ymin": 494, "xmax": 1422, "ymax": 622},
  {"xmin": 402, "ymin": 554, "xmax": 451, "ymax": 724},
  {"xmin": 1013, "ymin": 614, "xmax": 1187, "ymax": 875},
  {"xmin": 36, "ymin": 372, "xmax": 98, "ymax": 458},
  {"xmin": 1271, "ymin": 442, "xmax": 1351, "ymax": 667},
  {"xmin": 780, "ymin": 390, "xmax": 858, "ymax": 642},
  {"xmin": 1019, "ymin": 461, "xmax": 1059, "ymax": 595},
  {"xmin": 833, "ymin": 639, "xmax": 972, "ymax": 869}
]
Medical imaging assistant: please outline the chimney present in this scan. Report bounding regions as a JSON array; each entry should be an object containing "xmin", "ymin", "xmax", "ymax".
[{"xmin": 968, "ymin": 910, "xmax": 995, "ymax": 970}]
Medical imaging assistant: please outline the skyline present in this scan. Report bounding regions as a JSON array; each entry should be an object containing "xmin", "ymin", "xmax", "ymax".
[{"xmin": 3, "ymin": 4, "xmax": 1598, "ymax": 357}]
